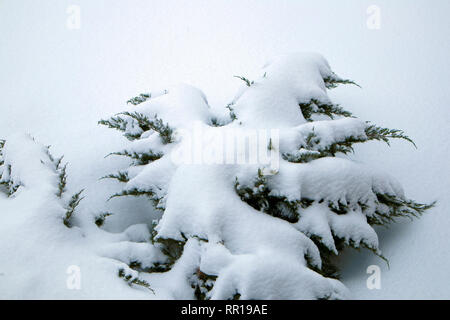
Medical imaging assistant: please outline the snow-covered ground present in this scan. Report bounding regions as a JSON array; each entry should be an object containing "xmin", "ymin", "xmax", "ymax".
[{"xmin": 1, "ymin": 0, "xmax": 449, "ymax": 299}]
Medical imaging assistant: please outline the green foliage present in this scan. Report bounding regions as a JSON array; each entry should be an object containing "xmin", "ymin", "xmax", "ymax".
[
  {"xmin": 129, "ymin": 260, "xmax": 170, "ymax": 273},
  {"xmin": 299, "ymin": 99, "xmax": 353, "ymax": 121},
  {"xmin": 234, "ymin": 168, "xmax": 390, "ymax": 278},
  {"xmin": 56, "ymin": 162, "xmax": 67, "ymax": 198},
  {"xmin": 155, "ymin": 237, "xmax": 186, "ymax": 266},
  {"xmin": 109, "ymin": 187, "xmax": 164, "ymax": 210},
  {"xmin": 237, "ymin": 160, "xmax": 433, "ymax": 279},
  {"xmin": 124, "ymin": 112, "xmax": 174, "ymax": 144},
  {"xmin": 368, "ymin": 194, "xmax": 436, "ymax": 226},
  {"xmin": 143, "ymin": 219, "xmax": 185, "ymax": 270},
  {"xmin": 101, "ymin": 171, "xmax": 130, "ymax": 183},
  {"xmin": 234, "ymin": 75, "xmax": 254, "ymax": 87},
  {"xmin": 283, "ymin": 149, "xmax": 321, "ymax": 164},
  {"xmin": 0, "ymin": 139, "xmax": 7, "ymax": 193},
  {"xmin": 99, "ymin": 95, "xmax": 184, "ymax": 282},
  {"xmin": 106, "ymin": 149, "xmax": 163, "ymax": 166},
  {"xmin": 307, "ymin": 235, "xmax": 343, "ymax": 279},
  {"xmin": 0, "ymin": 139, "xmax": 4, "ymax": 167},
  {"xmin": 118, "ymin": 222, "xmax": 179, "ymax": 273},
  {"xmin": 226, "ymin": 102, "xmax": 237, "ymax": 121},
  {"xmin": 94, "ymin": 212, "xmax": 113, "ymax": 227},
  {"xmin": 231, "ymin": 293, "xmax": 241, "ymax": 300},
  {"xmin": 127, "ymin": 93, "xmax": 151, "ymax": 105},
  {"xmin": 210, "ymin": 117, "xmax": 220, "ymax": 126},
  {"xmin": 98, "ymin": 116, "xmax": 128, "ymax": 133},
  {"xmin": 192, "ymin": 268, "xmax": 217, "ymax": 300},
  {"xmin": 365, "ymin": 124, "xmax": 416, "ymax": 148},
  {"xmin": 0, "ymin": 141, "xmax": 70, "ymax": 197},
  {"xmin": 0, "ymin": 166, "xmax": 15, "ymax": 196},
  {"xmin": 127, "ymin": 90, "xmax": 168, "ymax": 105},
  {"xmin": 235, "ymin": 169, "xmax": 299, "ymax": 223},
  {"xmin": 43, "ymin": 146, "xmax": 69, "ymax": 198},
  {"xmin": 284, "ymin": 123, "xmax": 418, "ymax": 164},
  {"xmin": 282, "ymin": 130, "xmax": 334, "ymax": 163},
  {"xmin": 99, "ymin": 111, "xmax": 174, "ymax": 144},
  {"xmin": 283, "ymin": 130, "xmax": 323, "ymax": 163},
  {"xmin": 63, "ymin": 189, "xmax": 84, "ymax": 228},
  {"xmin": 118, "ymin": 268, "xmax": 154, "ymax": 293},
  {"xmin": 323, "ymin": 74, "xmax": 361, "ymax": 89}
]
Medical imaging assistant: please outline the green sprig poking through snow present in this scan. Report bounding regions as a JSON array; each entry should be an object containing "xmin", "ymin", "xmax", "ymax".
[
  {"xmin": 98, "ymin": 116, "xmax": 128, "ymax": 133},
  {"xmin": 105, "ymin": 149, "xmax": 163, "ymax": 166},
  {"xmin": 299, "ymin": 99, "xmax": 353, "ymax": 121},
  {"xmin": 63, "ymin": 189, "xmax": 84, "ymax": 228},
  {"xmin": 42, "ymin": 146, "xmax": 69, "ymax": 198},
  {"xmin": 99, "ymin": 112, "xmax": 174, "ymax": 143},
  {"xmin": 234, "ymin": 75, "xmax": 254, "ymax": 87},
  {"xmin": 101, "ymin": 171, "xmax": 130, "ymax": 183},
  {"xmin": 56, "ymin": 161, "xmax": 67, "ymax": 198},
  {"xmin": 0, "ymin": 136, "xmax": 86, "ymax": 229},
  {"xmin": 43, "ymin": 145, "xmax": 85, "ymax": 228},
  {"xmin": 368, "ymin": 194, "xmax": 436, "ymax": 226},
  {"xmin": 127, "ymin": 93, "xmax": 151, "ymax": 105},
  {"xmin": 365, "ymin": 124, "xmax": 417, "ymax": 148},
  {"xmin": 226, "ymin": 102, "xmax": 237, "ymax": 121},
  {"xmin": 0, "ymin": 139, "xmax": 5, "ymax": 166},
  {"xmin": 0, "ymin": 140, "xmax": 12, "ymax": 196},
  {"xmin": 127, "ymin": 90, "xmax": 169, "ymax": 105},
  {"xmin": 94, "ymin": 212, "xmax": 112, "ymax": 227},
  {"xmin": 0, "ymin": 139, "xmax": 5, "ymax": 192},
  {"xmin": 284, "ymin": 122, "xmax": 418, "ymax": 164},
  {"xmin": 120, "ymin": 111, "xmax": 174, "ymax": 144},
  {"xmin": 109, "ymin": 187, "xmax": 165, "ymax": 210},
  {"xmin": 235, "ymin": 169, "xmax": 300, "ymax": 223},
  {"xmin": 323, "ymin": 73, "xmax": 361, "ymax": 89},
  {"xmin": 118, "ymin": 268, "xmax": 154, "ymax": 294}
]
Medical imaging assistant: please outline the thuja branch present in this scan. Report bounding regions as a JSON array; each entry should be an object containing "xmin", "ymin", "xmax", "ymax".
[
  {"xmin": 234, "ymin": 75, "xmax": 254, "ymax": 87},
  {"xmin": 368, "ymin": 194, "xmax": 436, "ymax": 226},
  {"xmin": 120, "ymin": 112, "xmax": 174, "ymax": 144},
  {"xmin": 63, "ymin": 189, "xmax": 84, "ymax": 228},
  {"xmin": 105, "ymin": 149, "xmax": 163, "ymax": 166},
  {"xmin": 299, "ymin": 99, "xmax": 353, "ymax": 121},
  {"xmin": 101, "ymin": 171, "xmax": 130, "ymax": 183},
  {"xmin": 118, "ymin": 268, "xmax": 154, "ymax": 294},
  {"xmin": 0, "ymin": 139, "xmax": 5, "ymax": 167},
  {"xmin": 127, "ymin": 93, "xmax": 151, "ymax": 105},
  {"xmin": 98, "ymin": 116, "xmax": 128, "ymax": 132},
  {"xmin": 365, "ymin": 124, "xmax": 417, "ymax": 148},
  {"xmin": 99, "ymin": 112, "xmax": 174, "ymax": 144},
  {"xmin": 323, "ymin": 74, "xmax": 361, "ymax": 89},
  {"xmin": 109, "ymin": 187, "xmax": 164, "ymax": 210},
  {"xmin": 284, "ymin": 124, "xmax": 417, "ymax": 163}
]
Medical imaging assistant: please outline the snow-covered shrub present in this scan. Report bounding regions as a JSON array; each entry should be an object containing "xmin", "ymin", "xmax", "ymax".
[
  {"xmin": 0, "ymin": 134, "xmax": 166, "ymax": 298},
  {"xmin": 99, "ymin": 53, "xmax": 434, "ymax": 299},
  {"xmin": 0, "ymin": 134, "xmax": 84, "ymax": 227}
]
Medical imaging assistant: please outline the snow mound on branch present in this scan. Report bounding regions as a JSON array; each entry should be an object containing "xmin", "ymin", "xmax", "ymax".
[
  {"xmin": 154, "ymin": 164, "xmax": 348, "ymax": 299},
  {"xmin": 268, "ymin": 158, "xmax": 404, "ymax": 206},
  {"xmin": 232, "ymin": 52, "xmax": 334, "ymax": 128},
  {"xmin": 131, "ymin": 84, "xmax": 212, "ymax": 129},
  {"xmin": 294, "ymin": 203, "xmax": 379, "ymax": 254},
  {"xmin": 201, "ymin": 242, "xmax": 348, "ymax": 300}
]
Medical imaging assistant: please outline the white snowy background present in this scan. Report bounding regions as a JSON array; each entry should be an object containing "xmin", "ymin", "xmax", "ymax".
[{"xmin": 0, "ymin": 0, "xmax": 449, "ymax": 299}]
